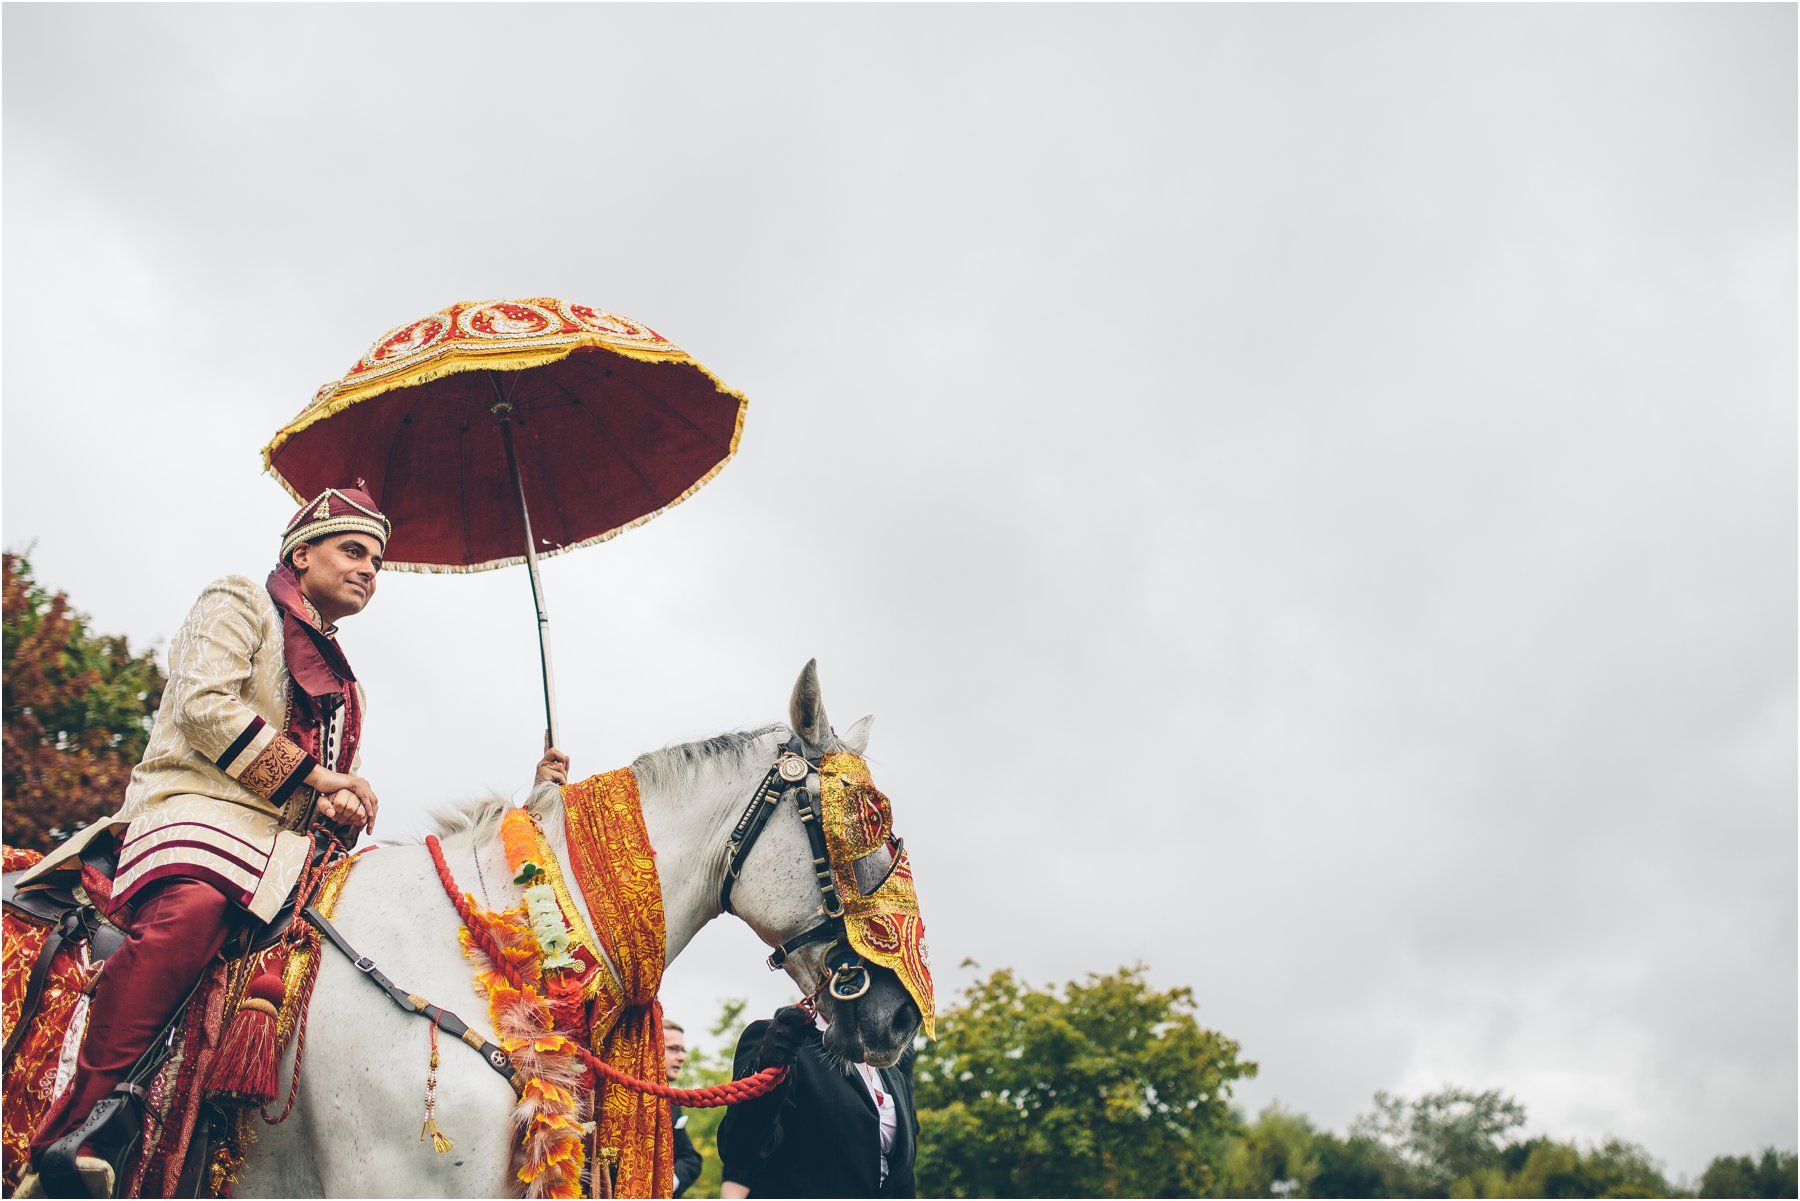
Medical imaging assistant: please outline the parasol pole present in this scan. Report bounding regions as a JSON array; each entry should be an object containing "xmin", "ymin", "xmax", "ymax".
[{"xmin": 490, "ymin": 387, "xmax": 561, "ymax": 752}]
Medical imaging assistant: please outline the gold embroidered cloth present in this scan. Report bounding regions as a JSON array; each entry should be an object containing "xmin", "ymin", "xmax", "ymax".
[
  {"xmin": 561, "ymin": 769, "xmax": 673, "ymax": 1198},
  {"xmin": 819, "ymin": 753, "xmax": 936, "ymax": 1039},
  {"xmin": 1, "ymin": 847, "xmax": 87, "ymax": 1191}
]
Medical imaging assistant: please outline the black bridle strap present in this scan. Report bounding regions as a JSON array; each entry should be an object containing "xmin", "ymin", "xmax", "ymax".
[
  {"xmin": 720, "ymin": 737, "xmax": 874, "ymax": 1000},
  {"xmin": 719, "ymin": 761, "xmax": 788, "ymax": 916},
  {"xmin": 765, "ymin": 920, "xmax": 838, "ymax": 970},
  {"xmin": 302, "ymin": 905, "xmax": 523, "ymax": 1095},
  {"xmin": 792, "ymin": 765, "xmax": 845, "ymax": 920}
]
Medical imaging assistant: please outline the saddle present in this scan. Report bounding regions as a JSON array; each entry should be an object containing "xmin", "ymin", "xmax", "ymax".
[
  {"xmin": 1, "ymin": 839, "xmax": 126, "ymax": 1068},
  {"xmin": 2, "ymin": 839, "xmax": 312, "ymax": 1068},
  {"xmin": 2, "ymin": 834, "xmax": 334, "ymax": 1199}
]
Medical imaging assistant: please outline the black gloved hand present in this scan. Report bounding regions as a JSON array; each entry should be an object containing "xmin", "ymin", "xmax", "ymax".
[{"xmin": 756, "ymin": 1005, "xmax": 810, "ymax": 1069}]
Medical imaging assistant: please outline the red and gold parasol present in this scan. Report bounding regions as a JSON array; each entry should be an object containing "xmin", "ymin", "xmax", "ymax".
[{"xmin": 262, "ymin": 298, "xmax": 747, "ymax": 744}]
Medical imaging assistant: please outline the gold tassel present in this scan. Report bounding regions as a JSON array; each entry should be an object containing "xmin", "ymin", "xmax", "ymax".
[
  {"xmin": 421, "ymin": 1118, "xmax": 454, "ymax": 1155},
  {"xmin": 420, "ymin": 1019, "xmax": 454, "ymax": 1153}
]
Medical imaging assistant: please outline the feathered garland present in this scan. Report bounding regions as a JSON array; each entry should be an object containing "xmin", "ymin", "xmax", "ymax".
[{"xmin": 445, "ymin": 810, "xmax": 598, "ymax": 1200}]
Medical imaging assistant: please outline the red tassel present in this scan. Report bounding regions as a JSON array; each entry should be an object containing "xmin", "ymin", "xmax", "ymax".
[{"xmin": 205, "ymin": 967, "xmax": 285, "ymax": 1103}]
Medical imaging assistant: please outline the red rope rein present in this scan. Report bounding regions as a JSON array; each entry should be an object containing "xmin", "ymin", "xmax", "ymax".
[
  {"xmin": 424, "ymin": 834, "xmax": 788, "ymax": 1108},
  {"xmin": 426, "ymin": 834, "xmax": 517, "ymax": 971},
  {"xmin": 577, "ymin": 1046, "xmax": 787, "ymax": 1107}
]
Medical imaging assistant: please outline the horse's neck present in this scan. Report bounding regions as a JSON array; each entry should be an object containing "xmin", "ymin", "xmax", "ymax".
[
  {"xmin": 634, "ymin": 763, "xmax": 744, "ymax": 962},
  {"xmin": 514, "ymin": 744, "xmax": 765, "ymax": 967}
]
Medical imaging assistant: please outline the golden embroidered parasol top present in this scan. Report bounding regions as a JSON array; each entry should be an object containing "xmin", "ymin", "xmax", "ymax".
[
  {"xmin": 261, "ymin": 298, "xmax": 748, "ymax": 746},
  {"xmin": 261, "ymin": 298, "xmax": 746, "ymax": 573}
]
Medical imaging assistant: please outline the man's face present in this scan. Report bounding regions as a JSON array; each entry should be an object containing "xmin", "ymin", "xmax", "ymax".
[
  {"xmin": 664, "ymin": 1027, "xmax": 687, "ymax": 1083},
  {"xmin": 291, "ymin": 534, "xmax": 382, "ymax": 624}
]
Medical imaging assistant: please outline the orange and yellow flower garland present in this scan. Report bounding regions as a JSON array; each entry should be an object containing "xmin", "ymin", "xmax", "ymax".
[
  {"xmin": 447, "ymin": 777, "xmax": 673, "ymax": 1198},
  {"xmin": 447, "ymin": 809, "xmax": 602, "ymax": 1199}
]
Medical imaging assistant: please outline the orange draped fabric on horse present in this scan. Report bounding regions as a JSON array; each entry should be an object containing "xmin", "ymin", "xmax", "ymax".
[{"xmin": 562, "ymin": 769, "xmax": 673, "ymax": 1199}]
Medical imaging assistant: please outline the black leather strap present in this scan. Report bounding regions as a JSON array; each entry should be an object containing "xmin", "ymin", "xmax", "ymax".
[
  {"xmin": 3, "ymin": 900, "xmax": 126, "ymax": 1069},
  {"xmin": 718, "ymin": 762, "xmax": 788, "ymax": 915},
  {"xmin": 302, "ymin": 905, "xmax": 522, "ymax": 1094},
  {"xmin": 37, "ymin": 974, "xmax": 205, "ymax": 1198},
  {"xmin": 792, "ymin": 775, "xmax": 844, "ymax": 920},
  {"xmin": 722, "ymin": 735, "xmax": 877, "ymax": 1004},
  {"xmin": 37, "ymin": 1090, "xmax": 137, "ymax": 1198},
  {"xmin": 3, "ymin": 909, "xmax": 78, "ymax": 1066},
  {"xmin": 3, "ymin": 874, "xmax": 78, "ymax": 924},
  {"xmin": 765, "ymin": 919, "xmax": 840, "ymax": 970}
]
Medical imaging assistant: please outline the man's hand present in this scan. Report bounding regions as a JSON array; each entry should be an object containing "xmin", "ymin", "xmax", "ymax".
[
  {"xmin": 756, "ymin": 1005, "xmax": 810, "ymax": 1069},
  {"xmin": 316, "ymin": 788, "xmax": 375, "ymax": 833},
  {"xmin": 307, "ymin": 767, "xmax": 379, "ymax": 833},
  {"xmin": 535, "ymin": 746, "xmax": 570, "ymax": 786}
]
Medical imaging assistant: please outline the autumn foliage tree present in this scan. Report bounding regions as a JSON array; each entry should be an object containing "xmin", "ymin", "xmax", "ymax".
[{"xmin": 3, "ymin": 553, "xmax": 165, "ymax": 851}]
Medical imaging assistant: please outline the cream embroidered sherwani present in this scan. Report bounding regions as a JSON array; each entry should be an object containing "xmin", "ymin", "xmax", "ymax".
[{"xmin": 18, "ymin": 575, "xmax": 362, "ymax": 921}]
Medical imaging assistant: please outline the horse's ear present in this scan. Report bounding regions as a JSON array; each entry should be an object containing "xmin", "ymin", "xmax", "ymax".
[
  {"xmin": 790, "ymin": 659, "xmax": 830, "ymax": 748},
  {"xmin": 841, "ymin": 715, "xmax": 874, "ymax": 755}
]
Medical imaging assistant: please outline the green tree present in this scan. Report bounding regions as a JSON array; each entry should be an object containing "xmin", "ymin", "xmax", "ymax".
[
  {"xmin": 1697, "ymin": 1147, "xmax": 1798, "ymax": 1198},
  {"xmin": 673, "ymin": 997, "xmax": 747, "ymax": 1198},
  {"xmin": 914, "ymin": 963, "xmax": 1256, "ymax": 1198},
  {"xmin": 1216, "ymin": 1104, "xmax": 1324, "ymax": 1198},
  {"xmin": 3, "ymin": 552, "xmax": 164, "ymax": 852},
  {"xmin": 1466, "ymin": 1137, "xmax": 1675, "ymax": 1199},
  {"xmin": 1351, "ymin": 1088, "xmax": 1527, "ymax": 1195},
  {"xmin": 1581, "ymin": 1138, "xmax": 1679, "ymax": 1198},
  {"xmin": 1310, "ymin": 1130, "xmax": 1419, "ymax": 1197}
]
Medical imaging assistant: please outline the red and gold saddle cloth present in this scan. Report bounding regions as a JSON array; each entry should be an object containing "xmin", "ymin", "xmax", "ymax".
[
  {"xmin": 2, "ymin": 846, "xmax": 92, "ymax": 1193},
  {"xmin": 1, "ymin": 845, "xmax": 356, "ymax": 1198}
]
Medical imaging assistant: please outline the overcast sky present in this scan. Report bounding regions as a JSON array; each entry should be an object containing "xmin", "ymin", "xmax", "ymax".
[{"xmin": 3, "ymin": 3, "xmax": 1793, "ymax": 1185}]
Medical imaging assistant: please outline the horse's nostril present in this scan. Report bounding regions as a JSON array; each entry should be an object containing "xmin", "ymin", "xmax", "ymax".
[{"xmin": 892, "ymin": 999, "xmax": 921, "ymax": 1039}]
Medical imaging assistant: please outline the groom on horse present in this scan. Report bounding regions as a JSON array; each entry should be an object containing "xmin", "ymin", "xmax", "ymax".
[{"xmin": 16, "ymin": 485, "xmax": 395, "ymax": 1198}]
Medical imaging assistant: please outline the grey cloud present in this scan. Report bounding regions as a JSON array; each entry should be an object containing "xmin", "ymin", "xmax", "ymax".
[{"xmin": 4, "ymin": 2, "xmax": 1791, "ymax": 1182}]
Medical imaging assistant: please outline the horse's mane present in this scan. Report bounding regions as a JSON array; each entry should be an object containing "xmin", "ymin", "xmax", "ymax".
[
  {"xmin": 629, "ymin": 724, "xmax": 783, "ymax": 796},
  {"xmin": 414, "ymin": 724, "xmax": 785, "ymax": 848}
]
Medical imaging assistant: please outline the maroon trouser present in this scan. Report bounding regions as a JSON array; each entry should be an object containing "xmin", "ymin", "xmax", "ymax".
[{"xmin": 30, "ymin": 877, "xmax": 238, "ymax": 1158}]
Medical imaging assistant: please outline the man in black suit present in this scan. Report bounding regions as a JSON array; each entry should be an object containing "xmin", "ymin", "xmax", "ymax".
[
  {"xmin": 717, "ymin": 1006, "xmax": 919, "ymax": 1198},
  {"xmin": 665, "ymin": 1020, "xmax": 703, "ymax": 1198}
]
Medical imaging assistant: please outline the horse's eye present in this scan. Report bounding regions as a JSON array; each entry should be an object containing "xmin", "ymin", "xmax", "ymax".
[{"xmin": 852, "ymin": 836, "xmax": 904, "ymax": 896}]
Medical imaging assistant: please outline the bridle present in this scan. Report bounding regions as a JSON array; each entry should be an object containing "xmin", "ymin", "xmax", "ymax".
[{"xmin": 719, "ymin": 734, "xmax": 875, "ymax": 1004}]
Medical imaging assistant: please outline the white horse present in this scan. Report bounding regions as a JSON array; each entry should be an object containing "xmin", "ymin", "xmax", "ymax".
[{"xmin": 236, "ymin": 662, "xmax": 921, "ymax": 1198}]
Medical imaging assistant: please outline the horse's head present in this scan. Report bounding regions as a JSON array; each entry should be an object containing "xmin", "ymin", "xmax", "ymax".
[{"xmin": 723, "ymin": 661, "xmax": 932, "ymax": 1068}]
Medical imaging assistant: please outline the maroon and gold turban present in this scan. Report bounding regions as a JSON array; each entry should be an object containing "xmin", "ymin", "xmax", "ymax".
[
  {"xmin": 280, "ymin": 484, "xmax": 392, "ymax": 563},
  {"xmin": 819, "ymin": 753, "xmax": 935, "ymax": 1039}
]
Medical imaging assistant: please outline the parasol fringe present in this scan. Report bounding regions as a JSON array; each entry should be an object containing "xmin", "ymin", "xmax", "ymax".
[
  {"xmin": 261, "ymin": 341, "xmax": 747, "ymax": 483},
  {"xmin": 352, "ymin": 399, "xmax": 747, "ymax": 575}
]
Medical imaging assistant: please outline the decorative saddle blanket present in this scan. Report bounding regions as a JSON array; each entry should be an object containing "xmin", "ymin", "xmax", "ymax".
[{"xmin": 1, "ymin": 842, "xmax": 356, "ymax": 1198}]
